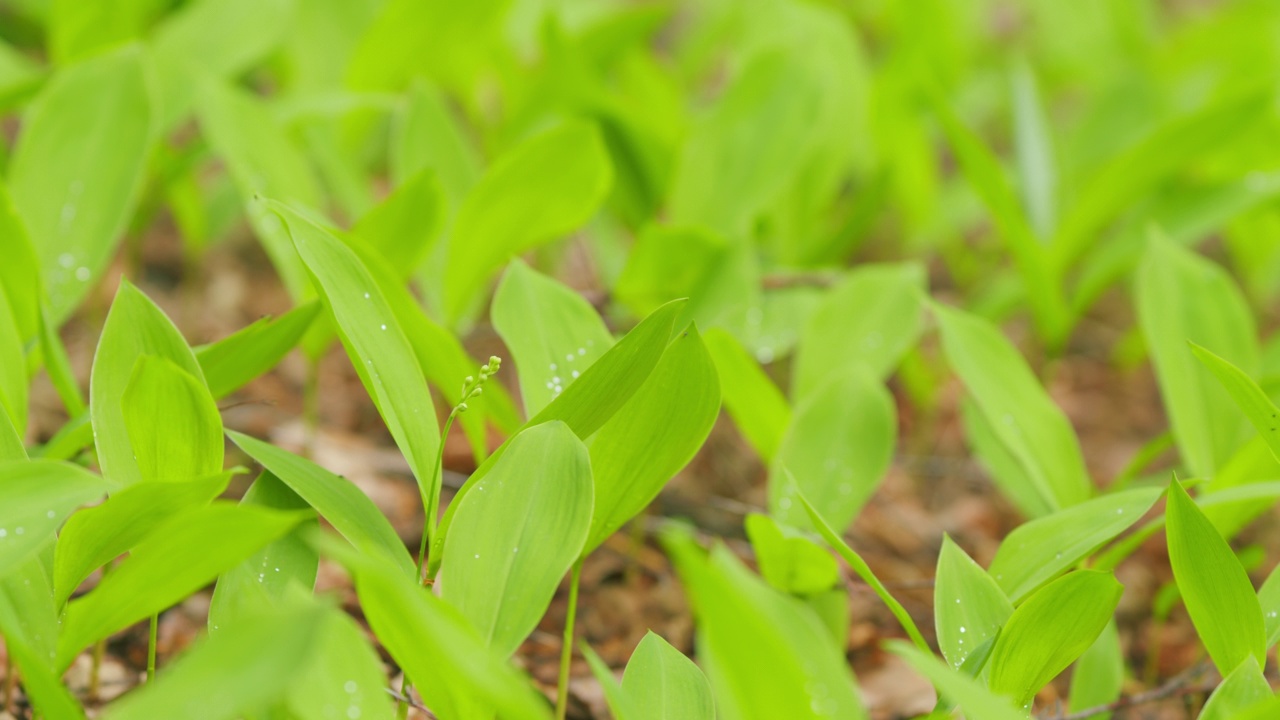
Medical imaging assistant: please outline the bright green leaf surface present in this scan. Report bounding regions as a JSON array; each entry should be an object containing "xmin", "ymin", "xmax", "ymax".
[
  {"xmin": 584, "ymin": 643, "xmax": 642, "ymax": 720},
  {"xmin": 90, "ymin": 280, "xmax": 207, "ymax": 489},
  {"xmin": 887, "ymin": 641, "xmax": 1025, "ymax": 720},
  {"xmin": 0, "ymin": 283, "xmax": 27, "ymax": 436},
  {"xmin": 121, "ymin": 355, "xmax": 224, "ymax": 484},
  {"xmin": 0, "ymin": 460, "xmax": 108, "ymax": 581},
  {"xmin": 443, "ymin": 119, "xmax": 612, "ymax": 321},
  {"xmin": 1192, "ymin": 342, "xmax": 1280, "ymax": 465},
  {"xmin": 703, "ymin": 327, "xmax": 790, "ymax": 462},
  {"xmin": 227, "ymin": 431, "xmax": 415, "ymax": 577},
  {"xmin": 1137, "ymin": 236, "xmax": 1257, "ymax": 479},
  {"xmin": 1258, "ymin": 563, "xmax": 1280, "ymax": 648},
  {"xmin": 195, "ymin": 303, "xmax": 321, "ymax": 399},
  {"xmin": 934, "ymin": 535, "xmax": 1013, "ymax": 670},
  {"xmin": 988, "ymin": 487, "xmax": 1162, "ymax": 602},
  {"xmin": 745, "ymin": 514, "xmax": 839, "ymax": 596},
  {"xmin": 0, "ymin": 180, "xmax": 42, "ymax": 342},
  {"xmin": 769, "ymin": 369, "xmax": 894, "ymax": 532},
  {"xmin": 57, "ymin": 503, "xmax": 309, "ymax": 669},
  {"xmin": 54, "ymin": 471, "xmax": 231, "ymax": 607},
  {"xmin": 987, "ymin": 570, "xmax": 1122, "ymax": 708},
  {"xmin": 493, "ymin": 260, "xmax": 615, "ymax": 418},
  {"xmin": 1198, "ymin": 656, "xmax": 1272, "ymax": 720},
  {"xmin": 350, "ymin": 167, "xmax": 444, "ymax": 276},
  {"xmin": 285, "ymin": 609, "xmax": 396, "ymax": 720},
  {"xmin": 934, "ymin": 303, "xmax": 1091, "ymax": 511},
  {"xmin": 621, "ymin": 631, "xmax": 715, "ymax": 720},
  {"xmin": 1165, "ymin": 477, "xmax": 1266, "ymax": 675},
  {"xmin": 439, "ymin": 421, "xmax": 594, "ymax": 658},
  {"xmin": 585, "ymin": 325, "xmax": 720, "ymax": 553},
  {"xmin": 1066, "ymin": 620, "xmax": 1123, "ymax": 719}
]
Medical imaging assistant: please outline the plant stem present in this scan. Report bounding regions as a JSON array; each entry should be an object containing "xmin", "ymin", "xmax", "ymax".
[
  {"xmin": 417, "ymin": 412, "xmax": 456, "ymax": 583},
  {"xmin": 395, "ymin": 673, "xmax": 410, "ymax": 720},
  {"xmin": 554, "ymin": 560, "xmax": 584, "ymax": 720},
  {"xmin": 88, "ymin": 637, "xmax": 106, "ymax": 701},
  {"xmin": 146, "ymin": 613, "xmax": 158, "ymax": 682},
  {"xmin": 2, "ymin": 654, "xmax": 15, "ymax": 714}
]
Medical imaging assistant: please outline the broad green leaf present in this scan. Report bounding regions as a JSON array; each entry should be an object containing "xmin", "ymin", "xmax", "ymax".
[
  {"xmin": 90, "ymin": 280, "xmax": 207, "ymax": 488},
  {"xmin": 285, "ymin": 608, "xmax": 396, "ymax": 720},
  {"xmin": 932, "ymin": 98, "xmax": 1066, "ymax": 343},
  {"xmin": 492, "ymin": 260, "xmax": 615, "ymax": 418},
  {"xmin": 886, "ymin": 641, "xmax": 1025, "ymax": 720},
  {"xmin": 56, "ymin": 503, "xmax": 310, "ymax": 669},
  {"xmin": 792, "ymin": 263, "xmax": 926, "ymax": 399},
  {"xmin": 1258, "ymin": 563, "xmax": 1280, "ymax": 648},
  {"xmin": 0, "ymin": 460, "xmax": 108, "ymax": 580},
  {"xmin": 227, "ymin": 431, "xmax": 415, "ymax": 577},
  {"xmin": 613, "ymin": 224, "xmax": 731, "ymax": 319},
  {"xmin": 0, "ymin": 284, "xmax": 26, "ymax": 435},
  {"xmin": 0, "ymin": 570, "xmax": 84, "ymax": 720},
  {"xmin": 208, "ymin": 472, "xmax": 319, "ymax": 633},
  {"xmin": 934, "ymin": 535, "xmax": 1013, "ymax": 670},
  {"xmin": 102, "ymin": 603, "xmax": 325, "ymax": 720},
  {"xmin": 962, "ymin": 397, "xmax": 1052, "ymax": 518},
  {"xmin": 350, "ymin": 167, "xmax": 444, "ymax": 276},
  {"xmin": 621, "ymin": 631, "xmax": 715, "ymax": 720},
  {"xmin": 40, "ymin": 303, "xmax": 87, "ymax": 417},
  {"xmin": 662, "ymin": 530, "xmax": 868, "ymax": 720},
  {"xmin": 1192, "ymin": 342, "xmax": 1280, "ymax": 464},
  {"xmin": 48, "ymin": 0, "xmax": 162, "ymax": 63},
  {"xmin": 329, "ymin": 540, "xmax": 553, "ymax": 720},
  {"xmin": 0, "ymin": 409, "xmax": 24, "ymax": 459},
  {"xmin": 391, "ymin": 80, "xmax": 481, "ymax": 200},
  {"xmin": 1198, "ymin": 656, "xmax": 1271, "ymax": 720},
  {"xmin": 793, "ymin": 481, "xmax": 929, "ymax": 652},
  {"xmin": 9, "ymin": 45, "xmax": 152, "ymax": 322},
  {"xmin": 934, "ymin": 303, "xmax": 1091, "ymax": 511},
  {"xmin": 197, "ymin": 84, "xmax": 320, "ymax": 300},
  {"xmin": 0, "ymin": 181, "xmax": 42, "ymax": 341},
  {"xmin": 429, "ymin": 299, "xmax": 684, "ymax": 578},
  {"xmin": 1066, "ymin": 620, "xmax": 1123, "ymax": 719},
  {"xmin": 443, "ymin": 119, "xmax": 612, "ymax": 321},
  {"xmin": 583, "ymin": 643, "xmax": 642, "ymax": 720},
  {"xmin": 988, "ymin": 487, "xmax": 1162, "ymax": 602},
  {"xmin": 703, "ymin": 327, "xmax": 789, "ymax": 462},
  {"xmin": 987, "ymin": 570, "xmax": 1122, "ymax": 707},
  {"xmin": 439, "ymin": 421, "xmax": 594, "ymax": 658},
  {"xmin": 1136, "ymin": 236, "xmax": 1257, "ymax": 479},
  {"xmin": 1166, "ymin": 477, "xmax": 1266, "ymax": 674},
  {"xmin": 1011, "ymin": 62, "xmax": 1057, "ymax": 239},
  {"xmin": 149, "ymin": 0, "xmax": 292, "ymax": 131},
  {"xmin": 195, "ymin": 303, "xmax": 322, "ymax": 399},
  {"xmin": 745, "ymin": 514, "xmax": 839, "ymax": 596},
  {"xmin": 121, "ymin": 355, "xmax": 224, "ymax": 484},
  {"xmin": 585, "ymin": 325, "xmax": 720, "ymax": 553},
  {"xmin": 769, "ymin": 369, "xmax": 894, "ymax": 532},
  {"xmin": 274, "ymin": 203, "xmax": 441, "ymax": 537},
  {"xmin": 54, "ymin": 471, "xmax": 232, "ymax": 607}
]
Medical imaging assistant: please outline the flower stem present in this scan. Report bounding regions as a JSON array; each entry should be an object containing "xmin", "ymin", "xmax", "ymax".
[
  {"xmin": 146, "ymin": 613, "xmax": 158, "ymax": 682},
  {"xmin": 554, "ymin": 560, "xmax": 584, "ymax": 720}
]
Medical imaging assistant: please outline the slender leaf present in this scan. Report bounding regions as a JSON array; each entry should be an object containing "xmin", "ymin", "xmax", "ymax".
[
  {"xmin": 1192, "ymin": 342, "xmax": 1280, "ymax": 464},
  {"xmin": 195, "ymin": 303, "xmax": 321, "ymax": 399},
  {"xmin": 745, "ymin": 514, "xmax": 840, "ymax": 596},
  {"xmin": 703, "ymin": 327, "xmax": 790, "ymax": 462},
  {"xmin": 1066, "ymin": 620, "xmax": 1123, "ymax": 720},
  {"xmin": 887, "ymin": 641, "xmax": 1026, "ymax": 720},
  {"xmin": 0, "ymin": 460, "xmax": 108, "ymax": 581},
  {"xmin": 934, "ymin": 535, "xmax": 1014, "ymax": 670}
]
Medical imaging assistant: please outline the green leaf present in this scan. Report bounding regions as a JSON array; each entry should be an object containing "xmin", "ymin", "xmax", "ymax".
[
  {"xmin": 1198, "ymin": 656, "xmax": 1272, "ymax": 720},
  {"xmin": 621, "ymin": 631, "xmax": 715, "ymax": 720},
  {"xmin": 934, "ymin": 535, "xmax": 1014, "ymax": 670},
  {"xmin": 1258, "ymin": 563, "xmax": 1280, "ymax": 648},
  {"xmin": 274, "ymin": 202, "xmax": 441, "ymax": 538},
  {"xmin": 195, "ymin": 303, "xmax": 321, "ymax": 399},
  {"xmin": 585, "ymin": 325, "xmax": 720, "ymax": 553},
  {"xmin": 492, "ymin": 260, "xmax": 615, "ymax": 418},
  {"xmin": 443, "ymin": 119, "xmax": 612, "ymax": 321},
  {"xmin": 1191, "ymin": 341, "xmax": 1280, "ymax": 465},
  {"xmin": 988, "ymin": 487, "xmax": 1162, "ymax": 602},
  {"xmin": 703, "ymin": 327, "xmax": 790, "ymax": 462},
  {"xmin": 57, "ymin": 503, "xmax": 310, "ymax": 669},
  {"xmin": 90, "ymin": 280, "xmax": 208, "ymax": 489},
  {"xmin": 769, "ymin": 369, "xmax": 894, "ymax": 532},
  {"xmin": 0, "ymin": 556, "xmax": 85, "ymax": 720},
  {"xmin": 122, "ymin": 355, "xmax": 224, "ymax": 484},
  {"xmin": 1011, "ymin": 62, "xmax": 1057, "ymax": 239},
  {"xmin": 350, "ymin": 167, "xmax": 444, "ymax": 276},
  {"xmin": 1066, "ymin": 620, "xmax": 1123, "ymax": 719},
  {"xmin": 0, "ymin": 281, "xmax": 27, "ymax": 435},
  {"xmin": 208, "ymin": 472, "xmax": 319, "ymax": 633},
  {"xmin": 613, "ymin": 224, "xmax": 733, "ymax": 319},
  {"xmin": 48, "ymin": 0, "xmax": 161, "ymax": 64},
  {"xmin": 391, "ymin": 80, "xmax": 481, "ymax": 200},
  {"xmin": 962, "ymin": 397, "xmax": 1052, "ymax": 518},
  {"xmin": 328, "ymin": 540, "xmax": 554, "ymax": 720},
  {"xmin": 54, "ymin": 471, "xmax": 232, "ymax": 607},
  {"xmin": 987, "ymin": 570, "xmax": 1122, "ymax": 707},
  {"xmin": 583, "ymin": 643, "xmax": 642, "ymax": 720},
  {"xmin": 1165, "ymin": 476, "xmax": 1266, "ymax": 675},
  {"xmin": 429, "ymin": 299, "xmax": 684, "ymax": 578},
  {"xmin": 40, "ymin": 303, "xmax": 87, "ymax": 417},
  {"xmin": 9, "ymin": 44, "xmax": 152, "ymax": 322},
  {"xmin": 0, "ymin": 407, "xmax": 23, "ymax": 461},
  {"xmin": 934, "ymin": 302, "xmax": 1091, "ymax": 511},
  {"xmin": 792, "ymin": 263, "xmax": 926, "ymax": 398},
  {"xmin": 227, "ymin": 430, "xmax": 415, "ymax": 578},
  {"xmin": 745, "ymin": 514, "xmax": 839, "ymax": 596},
  {"xmin": 197, "ymin": 83, "xmax": 320, "ymax": 300},
  {"xmin": 0, "ymin": 460, "xmax": 108, "ymax": 581},
  {"xmin": 886, "ymin": 641, "xmax": 1026, "ymax": 720},
  {"xmin": 284, "ymin": 608, "xmax": 396, "ymax": 720},
  {"xmin": 1136, "ymin": 236, "xmax": 1257, "ymax": 479},
  {"xmin": 148, "ymin": 0, "xmax": 292, "ymax": 132},
  {"xmin": 792, "ymin": 480, "xmax": 929, "ymax": 652},
  {"xmin": 101, "ymin": 602, "xmax": 325, "ymax": 720},
  {"xmin": 0, "ymin": 180, "xmax": 42, "ymax": 342},
  {"xmin": 439, "ymin": 421, "xmax": 594, "ymax": 658},
  {"xmin": 662, "ymin": 529, "xmax": 868, "ymax": 720}
]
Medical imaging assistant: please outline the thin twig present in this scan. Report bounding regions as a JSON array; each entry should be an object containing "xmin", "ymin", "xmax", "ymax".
[
  {"xmin": 384, "ymin": 687, "xmax": 437, "ymax": 719},
  {"xmin": 1039, "ymin": 661, "xmax": 1216, "ymax": 720}
]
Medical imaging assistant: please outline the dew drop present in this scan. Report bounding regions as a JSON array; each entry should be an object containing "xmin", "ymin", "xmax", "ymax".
[
  {"xmin": 347, "ymin": 706, "xmax": 362, "ymax": 719},
  {"xmin": 955, "ymin": 598, "xmax": 961, "ymax": 604},
  {"xmin": 959, "ymin": 626, "xmax": 966, "ymax": 633},
  {"xmin": 380, "ymin": 324, "xmax": 387, "ymax": 330},
  {"xmin": 550, "ymin": 363, "xmax": 557, "ymax": 371},
  {"xmin": 75, "ymin": 267, "xmax": 90, "ymax": 282},
  {"xmin": 474, "ymin": 554, "xmax": 480, "ymax": 559},
  {"xmin": 46, "ymin": 510, "xmax": 55, "ymax": 519},
  {"xmin": 344, "ymin": 681, "xmax": 358, "ymax": 694},
  {"xmin": 577, "ymin": 348, "xmax": 585, "ymax": 356},
  {"xmin": 571, "ymin": 370, "xmax": 579, "ymax": 379},
  {"xmin": 58, "ymin": 253, "xmax": 75, "ymax": 268},
  {"xmin": 14, "ymin": 527, "xmax": 22, "ymax": 536},
  {"xmin": 363, "ymin": 292, "xmax": 370, "ymax": 299}
]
